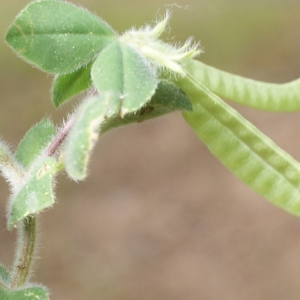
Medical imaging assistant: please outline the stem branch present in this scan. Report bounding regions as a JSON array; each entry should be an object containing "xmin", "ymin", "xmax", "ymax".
[
  {"xmin": 10, "ymin": 215, "xmax": 36, "ymax": 288},
  {"xmin": 8, "ymin": 93, "xmax": 95, "ymax": 289}
]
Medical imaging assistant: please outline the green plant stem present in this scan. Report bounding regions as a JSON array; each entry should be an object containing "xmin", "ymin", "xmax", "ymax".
[
  {"xmin": 8, "ymin": 104, "xmax": 79, "ymax": 290},
  {"xmin": 43, "ymin": 89, "xmax": 100, "ymax": 158},
  {"xmin": 43, "ymin": 115, "xmax": 75, "ymax": 157},
  {"xmin": 9, "ymin": 215, "xmax": 36, "ymax": 288}
]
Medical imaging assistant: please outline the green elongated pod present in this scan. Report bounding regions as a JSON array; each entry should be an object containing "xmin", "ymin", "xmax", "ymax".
[
  {"xmin": 183, "ymin": 59, "xmax": 300, "ymax": 112},
  {"xmin": 176, "ymin": 72, "xmax": 300, "ymax": 217}
]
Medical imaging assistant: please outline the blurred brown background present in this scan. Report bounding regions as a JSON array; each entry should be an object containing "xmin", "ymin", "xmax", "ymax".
[{"xmin": 1, "ymin": 0, "xmax": 300, "ymax": 299}]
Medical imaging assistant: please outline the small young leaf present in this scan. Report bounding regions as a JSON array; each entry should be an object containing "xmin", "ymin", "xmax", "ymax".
[
  {"xmin": 91, "ymin": 41, "xmax": 158, "ymax": 116},
  {"xmin": 176, "ymin": 72, "xmax": 300, "ymax": 217},
  {"xmin": 0, "ymin": 286, "xmax": 49, "ymax": 300},
  {"xmin": 7, "ymin": 157, "xmax": 59, "ymax": 230},
  {"xmin": 101, "ymin": 80, "xmax": 192, "ymax": 133},
  {"xmin": 52, "ymin": 62, "xmax": 93, "ymax": 107},
  {"xmin": 0, "ymin": 140, "xmax": 24, "ymax": 190},
  {"xmin": 15, "ymin": 119, "xmax": 56, "ymax": 168},
  {"xmin": 0, "ymin": 264, "xmax": 10, "ymax": 287},
  {"xmin": 5, "ymin": 0, "xmax": 116, "ymax": 74},
  {"xmin": 64, "ymin": 93, "xmax": 121, "ymax": 180},
  {"xmin": 149, "ymin": 81, "xmax": 192, "ymax": 111}
]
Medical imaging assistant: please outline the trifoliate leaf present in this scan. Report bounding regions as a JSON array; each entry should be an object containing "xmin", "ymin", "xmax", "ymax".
[
  {"xmin": 91, "ymin": 41, "xmax": 158, "ymax": 116},
  {"xmin": 5, "ymin": 0, "xmax": 116, "ymax": 73}
]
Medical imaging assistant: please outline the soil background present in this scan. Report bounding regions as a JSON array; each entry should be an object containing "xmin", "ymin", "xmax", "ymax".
[{"xmin": 1, "ymin": 1, "xmax": 300, "ymax": 299}]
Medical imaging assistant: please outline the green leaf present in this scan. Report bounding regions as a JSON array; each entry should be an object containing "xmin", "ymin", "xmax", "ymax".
[
  {"xmin": 64, "ymin": 93, "xmax": 121, "ymax": 180},
  {"xmin": 183, "ymin": 59, "xmax": 300, "ymax": 112},
  {"xmin": 65, "ymin": 80, "xmax": 190, "ymax": 178},
  {"xmin": 0, "ymin": 265, "xmax": 10, "ymax": 287},
  {"xmin": 0, "ymin": 286, "xmax": 49, "ymax": 300},
  {"xmin": 91, "ymin": 41, "xmax": 158, "ymax": 116},
  {"xmin": 101, "ymin": 80, "xmax": 192, "ymax": 133},
  {"xmin": 52, "ymin": 62, "xmax": 93, "ymax": 107},
  {"xmin": 8, "ymin": 157, "xmax": 59, "ymax": 230},
  {"xmin": 176, "ymin": 72, "xmax": 300, "ymax": 217},
  {"xmin": 5, "ymin": 0, "xmax": 116, "ymax": 74},
  {"xmin": 15, "ymin": 119, "xmax": 55, "ymax": 168}
]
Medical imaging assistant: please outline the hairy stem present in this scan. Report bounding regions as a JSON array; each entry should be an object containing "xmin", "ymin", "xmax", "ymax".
[
  {"xmin": 10, "ymin": 215, "xmax": 36, "ymax": 288},
  {"xmin": 43, "ymin": 114, "xmax": 75, "ymax": 157},
  {"xmin": 44, "ymin": 89, "xmax": 97, "ymax": 157}
]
